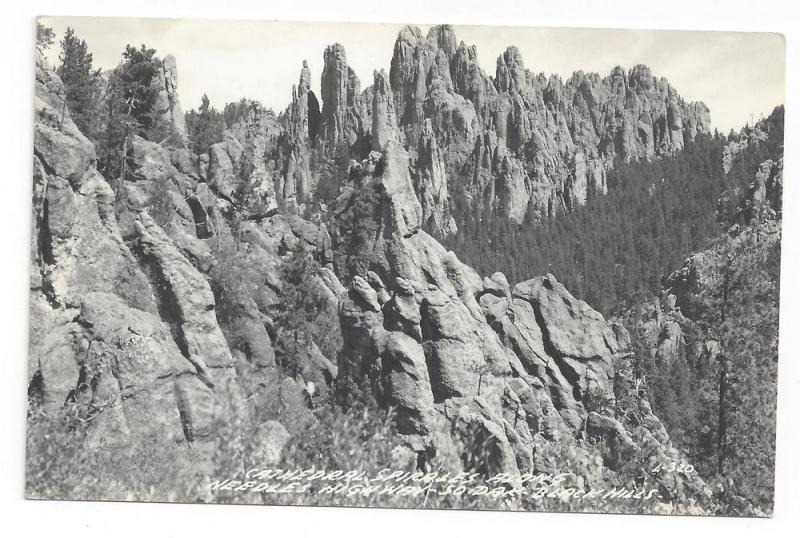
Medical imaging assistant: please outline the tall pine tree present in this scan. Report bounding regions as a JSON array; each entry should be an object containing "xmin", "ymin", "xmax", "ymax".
[
  {"xmin": 57, "ymin": 27, "xmax": 102, "ymax": 139},
  {"xmin": 185, "ymin": 94, "xmax": 225, "ymax": 155},
  {"xmin": 99, "ymin": 44, "xmax": 167, "ymax": 180}
]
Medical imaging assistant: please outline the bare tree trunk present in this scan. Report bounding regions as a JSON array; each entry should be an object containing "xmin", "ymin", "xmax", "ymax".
[
  {"xmin": 717, "ymin": 352, "xmax": 728, "ymax": 475},
  {"xmin": 117, "ymin": 129, "xmax": 129, "ymax": 198},
  {"xmin": 717, "ymin": 264, "xmax": 731, "ymax": 475}
]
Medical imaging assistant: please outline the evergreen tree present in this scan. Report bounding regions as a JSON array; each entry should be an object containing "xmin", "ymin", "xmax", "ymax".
[
  {"xmin": 692, "ymin": 217, "xmax": 780, "ymax": 510},
  {"xmin": 444, "ymin": 132, "xmax": 728, "ymax": 314},
  {"xmin": 271, "ymin": 243, "xmax": 342, "ymax": 393},
  {"xmin": 331, "ymin": 176, "xmax": 381, "ymax": 281},
  {"xmin": 57, "ymin": 27, "xmax": 102, "ymax": 139},
  {"xmin": 223, "ymin": 99, "xmax": 251, "ymax": 128},
  {"xmin": 35, "ymin": 22, "xmax": 54, "ymax": 54},
  {"xmin": 98, "ymin": 44, "xmax": 169, "ymax": 180},
  {"xmin": 116, "ymin": 44, "xmax": 168, "ymax": 139},
  {"xmin": 185, "ymin": 94, "xmax": 225, "ymax": 155}
]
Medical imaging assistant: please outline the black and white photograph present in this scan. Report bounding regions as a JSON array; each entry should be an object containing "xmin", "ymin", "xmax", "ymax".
[{"xmin": 8, "ymin": 2, "xmax": 795, "ymax": 531}]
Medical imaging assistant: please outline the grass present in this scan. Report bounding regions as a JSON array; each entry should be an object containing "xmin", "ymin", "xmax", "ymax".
[{"xmin": 25, "ymin": 396, "xmax": 695, "ymax": 514}]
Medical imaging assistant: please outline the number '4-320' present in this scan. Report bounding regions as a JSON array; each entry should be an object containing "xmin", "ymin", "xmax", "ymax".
[{"xmin": 651, "ymin": 461, "xmax": 695, "ymax": 475}]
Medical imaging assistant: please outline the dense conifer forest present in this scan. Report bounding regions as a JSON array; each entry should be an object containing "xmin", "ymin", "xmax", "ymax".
[{"xmin": 444, "ymin": 107, "xmax": 784, "ymax": 315}]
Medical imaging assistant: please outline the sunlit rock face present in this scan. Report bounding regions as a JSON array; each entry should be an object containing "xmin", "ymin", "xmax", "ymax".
[
  {"xmin": 28, "ymin": 32, "xmax": 713, "ymax": 508},
  {"xmin": 208, "ymin": 25, "xmax": 709, "ymax": 234},
  {"xmin": 331, "ymin": 96, "xmax": 706, "ymax": 501}
]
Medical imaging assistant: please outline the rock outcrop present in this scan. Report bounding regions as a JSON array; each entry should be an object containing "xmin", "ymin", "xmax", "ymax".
[
  {"xmin": 199, "ymin": 25, "xmax": 709, "ymax": 235},
  {"xmin": 30, "ymin": 54, "xmax": 235, "ymax": 445},
  {"xmin": 29, "ymin": 55, "xmax": 312, "ymax": 453},
  {"xmin": 28, "ymin": 34, "xmax": 715, "ymax": 511},
  {"xmin": 321, "ymin": 43, "xmax": 367, "ymax": 147},
  {"xmin": 385, "ymin": 28, "xmax": 710, "ymax": 226},
  {"xmin": 157, "ymin": 55, "xmax": 188, "ymax": 145},
  {"xmin": 717, "ymin": 157, "xmax": 783, "ymax": 226},
  {"xmin": 330, "ymin": 100, "xmax": 706, "ymax": 503}
]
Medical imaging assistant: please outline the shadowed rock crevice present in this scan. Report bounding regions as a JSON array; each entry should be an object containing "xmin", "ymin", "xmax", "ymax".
[
  {"xmin": 39, "ymin": 197, "xmax": 55, "ymax": 266},
  {"xmin": 130, "ymin": 240, "xmax": 195, "ymax": 368},
  {"xmin": 185, "ymin": 196, "xmax": 212, "ymax": 239},
  {"xmin": 529, "ymin": 298, "xmax": 585, "ymax": 404},
  {"xmin": 307, "ymin": 90, "xmax": 321, "ymax": 143}
]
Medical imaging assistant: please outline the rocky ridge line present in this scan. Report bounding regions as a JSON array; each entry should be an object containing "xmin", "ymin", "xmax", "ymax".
[{"xmin": 210, "ymin": 24, "xmax": 711, "ymax": 235}]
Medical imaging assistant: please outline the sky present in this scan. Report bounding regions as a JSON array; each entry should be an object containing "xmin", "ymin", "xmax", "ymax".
[{"xmin": 39, "ymin": 16, "xmax": 785, "ymax": 133}]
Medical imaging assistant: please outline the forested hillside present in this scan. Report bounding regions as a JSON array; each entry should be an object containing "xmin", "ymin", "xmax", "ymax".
[
  {"xmin": 444, "ymin": 106, "xmax": 784, "ymax": 315},
  {"xmin": 443, "ymin": 107, "xmax": 784, "ymax": 514}
]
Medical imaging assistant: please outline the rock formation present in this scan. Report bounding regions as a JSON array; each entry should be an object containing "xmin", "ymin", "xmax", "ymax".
[
  {"xmin": 30, "ymin": 54, "xmax": 317, "ymax": 450},
  {"xmin": 31, "ymin": 54, "xmax": 230, "ymax": 444},
  {"xmin": 27, "ymin": 31, "xmax": 716, "ymax": 511},
  {"xmin": 359, "ymin": 26, "xmax": 709, "ymax": 227},
  {"xmin": 329, "ymin": 101, "xmax": 707, "ymax": 502},
  {"xmin": 198, "ymin": 25, "xmax": 710, "ymax": 233},
  {"xmin": 150, "ymin": 54, "xmax": 188, "ymax": 146}
]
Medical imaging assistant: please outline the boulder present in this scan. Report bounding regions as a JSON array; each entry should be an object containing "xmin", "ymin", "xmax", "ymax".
[
  {"xmin": 208, "ymin": 135, "xmax": 244, "ymax": 201},
  {"xmin": 254, "ymin": 420, "xmax": 292, "ymax": 464},
  {"xmin": 513, "ymin": 274, "xmax": 617, "ymax": 411}
]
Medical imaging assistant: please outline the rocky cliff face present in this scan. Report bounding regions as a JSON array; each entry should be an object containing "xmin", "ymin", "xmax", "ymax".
[
  {"xmin": 30, "ymin": 55, "xmax": 312, "ymax": 448},
  {"xmin": 31, "ymin": 53, "xmax": 227, "ymax": 445},
  {"xmin": 387, "ymin": 27, "xmax": 710, "ymax": 228},
  {"xmin": 715, "ymin": 156, "xmax": 783, "ymax": 238},
  {"xmin": 29, "ymin": 41, "xmax": 709, "ymax": 510},
  {"xmin": 193, "ymin": 25, "xmax": 709, "ymax": 235},
  {"xmin": 330, "ymin": 84, "xmax": 708, "ymax": 499}
]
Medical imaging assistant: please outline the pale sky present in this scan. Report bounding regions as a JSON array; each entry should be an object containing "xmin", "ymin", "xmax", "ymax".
[{"xmin": 39, "ymin": 16, "xmax": 785, "ymax": 133}]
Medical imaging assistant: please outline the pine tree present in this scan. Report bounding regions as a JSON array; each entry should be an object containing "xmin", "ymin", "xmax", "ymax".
[
  {"xmin": 117, "ymin": 44, "xmax": 167, "ymax": 139},
  {"xmin": 694, "ymin": 217, "xmax": 780, "ymax": 509},
  {"xmin": 35, "ymin": 22, "xmax": 54, "ymax": 54},
  {"xmin": 185, "ymin": 94, "xmax": 225, "ymax": 155},
  {"xmin": 443, "ymin": 133, "xmax": 726, "ymax": 313},
  {"xmin": 57, "ymin": 28, "xmax": 102, "ymax": 139},
  {"xmin": 98, "ymin": 44, "xmax": 166, "ymax": 180}
]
